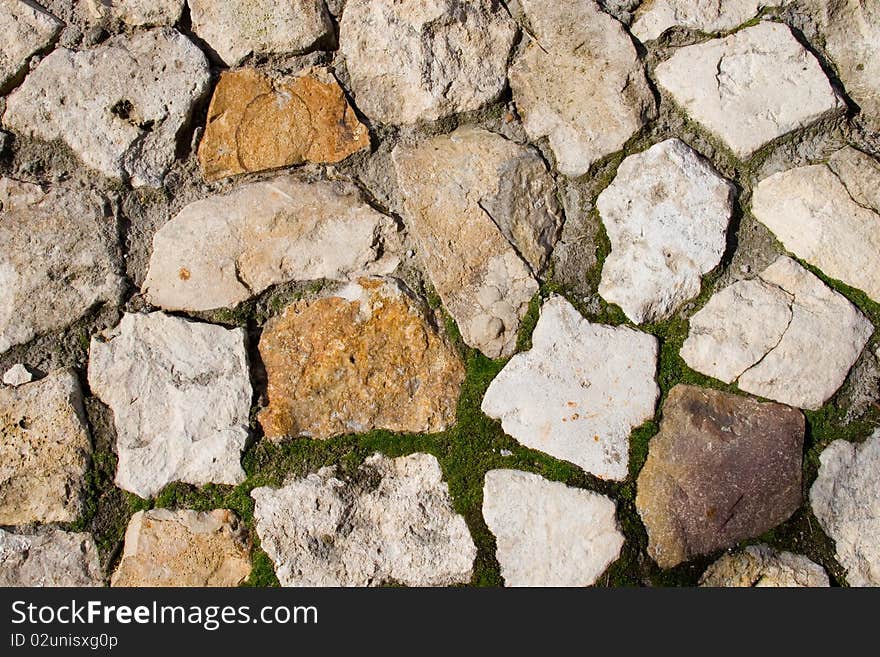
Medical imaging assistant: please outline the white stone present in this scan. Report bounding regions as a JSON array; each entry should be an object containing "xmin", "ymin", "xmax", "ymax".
[
  {"xmin": 699, "ymin": 544, "xmax": 829, "ymax": 587},
  {"xmin": 143, "ymin": 176, "xmax": 400, "ymax": 312},
  {"xmin": 88, "ymin": 312, "xmax": 252, "ymax": 498},
  {"xmin": 0, "ymin": 528, "xmax": 102, "ymax": 587},
  {"xmin": 0, "ymin": 178, "xmax": 123, "ymax": 355},
  {"xmin": 654, "ymin": 22, "xmax": 842, "ymax": 159},
  {"xmin": 631, "ymin": 0, "xmax": 789, "ymax": 41},
  {"xmin": 597, "ymin": 139, "xmax": 734, "ymax": 323},
  {"xmin": 482, "ymin": 296, "xmax": 659, "ymax": 480},
  {"xmin": 483, "ymin": 469, "xmax": 624, "ymax": 586},
  {"xmin": 0, "ymin": 0, "xmax": 62, "ymax": 91},
  {"xmin": 681, "ymin": 256, "xmax": 872, "ymax": 410},
  {"xmin": 339, "ymin": 0, "xmax": 517, "ymax": 124},
  {"xmin": 2, "ymin": 28, "xmax": 210, "ymax": 187},
  {"xmin": 2, "ymin": 364, "xmax": 33, "ymax": 386},
  {"xmin": 509, "ymin": 0, "xmax": 655, "ymax": 177},
  {"xmin": 810, "ymin": 430, "xmax": 880, "ymax": 586},
  {"xmin": 752, "ymin": 147, "xmax": 880, "ymax": 303},
  {"xmin": 189, "ymin": 0, "xmax": 332, "ymax": 66},
  {"xmin": 252, "ymin": 453, "xmax": 476, "ymax": 587},
  {"xmin": 84, "ymin": 0, "xmax": 184, "ymax": 26}
]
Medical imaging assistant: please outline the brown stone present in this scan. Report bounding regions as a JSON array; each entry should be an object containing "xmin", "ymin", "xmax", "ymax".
[
  {"xmin": 636, "ymin": 385, "xmax": 804, "ymax": 569},
  {"xmin": 111, "ymin": 509, "xmax": 252, "ymax": 587},
  {"xmin": 258, "ymin": 278, "xmax": 465, "ymax": 441},
  {"xmin": 198, "ymin": 67, "xmax": 369, "ymax": 181}
]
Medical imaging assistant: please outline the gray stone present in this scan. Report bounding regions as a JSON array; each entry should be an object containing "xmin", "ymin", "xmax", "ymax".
[
  {"xmin": 0, "ymin": 0, "xmax": 62, "ymax": 91},
  {"xmin": 2, "ymin": 364, "xmax": 33, "ymax": 386},
  {"xmin": 0, "ymin": 528, "xmax": 102, "ymax": 587},
  {"xmin": 631, "ymin": 0, "xmax": 790, "ymax": 41},
  {"xmin": 699, "ymin": 544, "xmax": 829, "ymax": 587},
  {"xmin": 83, "ymin": 0, "xmax": 184, "ymax": 26}
]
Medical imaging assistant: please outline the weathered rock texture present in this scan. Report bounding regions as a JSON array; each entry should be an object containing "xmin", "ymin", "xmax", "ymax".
[
  {"xmin": 654, "ymin": 22, "xmax": 841, "ymax": 158},
  {"xmin": 752, "ymin": 147, "xmax": 880, "ymax": 303},
  {"xmin": 699, "ymin": 544, "xmax": 829, "ymax": 587},
  {"xmin": 3, "ymin": 28, "xmax": 210, "ymax": 187},
  {"xmin": 0, "ymin": 528, "xmax": 102, "ymax": 587},
  {"xmin": 681, "ymin": 256, "xmax": 872, "ymax": 410},
  {"xmin": 810, "ymin": 430, "xmax": 880, "ymax": 586},
  {"xmin": 597, "ymin": 139, "xmax": 734, "ymax": 323},
  {"xmin": 2, "ymin": 364, "xmax": 32, "ymax": 387},
  {"xmin": 0, "ymin": 178, "xmax": 123, "ymax": 354},
  {"xmin": 84, "ymin": 0, "xmax": 184, "ymax": 27},
  {"xmin": 258, "ymin": 279, "xmax": 464, "ymax": 440},
  {"xmin": 636, "ymin": 385, "xmax": 804, "ymax": 569},
  {"xmin": 482, "ymin": 296, "xmax": 659, "ymax": 480},
  {"xmin": 0, "ymin": 369, "xmax": 91, "ymax": 525},
  {"xmin": 111, "ymin": 509, "xmax": 252, "ymax": 587},
  {"xmin": 88, "ymin": 312, "xmax": 251, "ymax": 498},
  {"xmin": 631, "ymin": 0, "xmax": 783, "ymax": 41},
  {"xmin": 198, "ymin": 67, "xmax": 370, "ymax": 181},
  {"xmin": 483, "ymin": 469, "xmax": 625, "ymax": 586},
  {"xmin": 339, "ymin": 0, "xmax": 517, "ymax": 124},
  {"xmin": 0, "ymin": 0, "xmax": 63, "ymax": 91},
  {"xmin": 252, "ymin": 453, "xmax": 476, "ymax": 586},
  {"xmin": 143, "ymin": 176, "xmax": 399, "ymax": 312},
  {"xmin": 509, "ymin": 0, "xmax": 655, "ymax": 177}
]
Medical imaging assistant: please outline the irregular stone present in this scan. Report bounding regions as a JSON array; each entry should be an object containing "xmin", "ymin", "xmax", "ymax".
[
  {"xmin": 631, "ymin": 0, "xmax": 788, "ymax": 41},
  {"xmin": 752, "ymin": 147, "xmax": 880, "ymax": 303},
  {"xmin": 0, "ymin": 528, "xmax": 102, "ymax": 587},
  {"xmin": 393, "ymin": 127, "xmax": 558, "ymax": 357},
  {"xmin": 84, "ymin": 0, "xmax": 184, "ymax": 26},
  {"xmin": 88, "ymin": 312, "xmax": 251, "ymax": 498},
  {"xmin": 0, "ymin": 369, "xmax": 91, "ymax": 525},
  {"xmin": 189, "ymin": 0, "xmax": 332, "ymax": 66},
  {"xmin": 654, "ymin": 22, "xmax": 841, "ymax": 159},
  {"xmin": 339, "ymin": 0, "xmax": 517, "ymax": 124},
  {"xmin": 597, "ymin": 139, "xmax": 734, "ymax": 323},
  {"xmin": 699, "ymin": 544, "xmax": 829, "ymax": 587},
  {"xmin": 483, "ymin": 469, "xmax": 625, "ymax": 586},
  {"xmin": 252, "ymin": 453, "xmax": 476, "ymax": 586},
  {"xmin": 2, "ymin": 28, "xmax": 210, "ymax": 187},
  {"xmin": 2, "ymin": 364, "xmax": 33, "ymax": 387},
  {"xmin": 0, "ymin": 179, "xmax": 122, "ymax": 355},
  {"xmin": 681, "ymin": 256, "xmax": 872, "ymax": 410},
  {"xmin": 509, "ymin": 0, "xmax": 654, "ymax": 176},
  {"xmin": 482, "ymin": 296, "xmax": 659, "ymax": 480},
  {"xmin": 111, "ymin": 509, "xmax": 252, "ymax": 587},
  {"xmin": 143, "ymin": 176, "xmax": 399, "ymax": 312},
  {"xmin": 0, "ymin": 0, "xmax": 62, "ymax": 91},
  {"xmin": 258, "ymin": 278, "xmax": 464, "ymax": 440},
  {"xmin": 636, "ymin": 384, "xmax": 804, "ymax": 569},
  {"xmin": 198, "ymin": 67, "xmax": 370, "ymax": 181},
  {"xmin": 810, "ymin": 430, "xmax": 880, "ymax": 586}
]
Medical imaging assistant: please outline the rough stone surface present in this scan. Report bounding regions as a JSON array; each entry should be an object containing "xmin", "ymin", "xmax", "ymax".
[
  {"xmin": 189, "ymin": 0, "xmax": 332, "ymax": 66},
  {"xmin": 0, "ymin": 369, "xmax": 91, "ymax": 525},
  {"xmin": 509, "ymin": 0, "xmax": 655, "ymax": 177},
  {"xmin": 143, "ymin": 176, "xmax": 399, "ymax": 312},
  {"xmin": 84, "ymin": 0, "xmax": 184, "ymax": 26},
  {"xmin": 258, "ymin": 278, "xmax": 464, "ymax": 440},
  {"xmin": 393, "ymin": 127, "xmax": 558, "ymax": 357},
  {"xmin": 111, "ymin": 509, "xmax": 252, "ymax": 587},
  {"xmin": 198, "ymin": 67, "xmax": 370, "ymax": 181},
  {"xmin": 681, "ymin": 256, "xmax": 872, "ymax": 410},
  {"xmin": 339, "ymin": 0, "xmax": 517, "ymax": 124},
  {"xmin": 636, "ymin": 384, "xmax": 804, "ymax": 569},
  {"xmin": 631, "ymin": 0, "xmax": 783, "ymax": 41},
  {"xmin": 88, "ymin": 312, "xmax": 251, "ymax": 498},
  {"xmin": 654, "ymin": 22, "xmax": 841, "ymax": 158},
  {"xmin": 0, "ymin": 0, "xmax": 62, "ymax": 91},
  {"xmin": 0, "ymin": 528, "xmax": 102, "ymax": 587},
  {"xmin": 2, "ymin": 364, "xmax": 33, "ymax": 387},
  {"xmin": 699, "ymin": 544, "xmax": 829, "ymax": 587},
  {"xmin": 483, "ymin": 469, "xmax": 625, "ymax": 586},
  {"xmin": 482, "ymin": 296, "xmax": 659, "ymax": 480},
  {"xmin": 252, "ymin": 453, "xmax": 476, "ymax": 586},
  {"xmin": 0, "ymin": 178, "xmax": 123, "ymax": 354},
  {"xmin": 2, "ymin": 28, "xmax": 210, "ymax": 187},
  {"xmin": 810, "ymin": 430, "xmax": 880, "ymax": 586},
  {"xmin": 752, "ymin": 147, "xmax": 880, "ymax": 303},
  {"xmin": 597, "ymin": 139, "xmax": 734, "ymax": 323}
]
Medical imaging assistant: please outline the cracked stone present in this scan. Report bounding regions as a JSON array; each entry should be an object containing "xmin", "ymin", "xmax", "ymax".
[
  {"xmin": 631, "ymin": 0, "xmax": 791, "ymax": 41},
  {"xmin": 83, "ymin": 0, "xmax": 184, "ymax": 27},
  {"xmin": 636, "ymin": 384, "xmax": 804, "ymax": 569},
  {"xmin": 482, "ymin": 296, "xmax": 659, "ymax": 480},
  {"xmin": 681, "ymin": 256, "xmax": 872, "ymax": 410},
  {"xmin": 0, "ymin": 528, "xmax": 102, "ymax": 587},
  {"xmin": 699, "ymin": 544, "xmax": 829, "ymax": 587},
  {"xmin": 0, "ymin": 0, "xmax": 62, "ymax": 91}
]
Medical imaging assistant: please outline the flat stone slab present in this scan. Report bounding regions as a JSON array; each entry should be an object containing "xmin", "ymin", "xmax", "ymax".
[
  {"xmin": 0, "ymin": 528, "xmax": 102, "ymax": 587},
  {"xmin": 258, "ymin": 278, "xmax": 465, "ymax": 440},
  {"xmin": 482, "ymin": 296, "xmax": 659, "ymax": 480},
  {"xmin": 88, "ymin": 312, "xmax": 251, "ymax": 498},
  {"xmin": 654, "ymin": 22, "xmax": 841, "ymax": 159},
  {"xmin": 83, "ymin": 0, "xmax": 184, "ymax": 27},
  {"xmin": 597, "ymin": 139, "xmax": 734, "ymax": 323},
  {"xmin": 681, "ymin": 256, "xmax": 872, "ymax": 410},
  {"xmin": 252, "ymin": 453, "xmax": 476, "ymax": 586},
  {"xmin": 0, "ymin": 0, "xmax": 62, "ymax": 91},
  {"xmin": 699, "ymin": 544, "xmax": 829, "ymax": 587},
  {"xmin": 483, "ymin": 469, "xmax": 625, "ymax": 586},
  {"xmin": 632, "ymin": 0, "xmax": 786, "ymax": 41}
]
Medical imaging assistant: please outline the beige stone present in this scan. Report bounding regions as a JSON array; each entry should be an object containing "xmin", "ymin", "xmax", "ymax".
[
  {"xmin": 0, "ymin": 0, "xmax": 62, "ymax": 91},
  {"xmin": 699, "ymin": 544, "xmax": 829, "ymax": 587}
]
